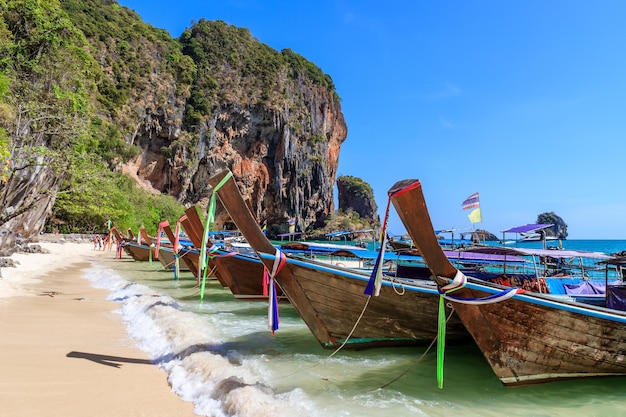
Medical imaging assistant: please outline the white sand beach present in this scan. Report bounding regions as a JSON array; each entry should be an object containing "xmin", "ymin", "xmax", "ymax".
[{"xmin": 0, "ymin": 239, "xmax": 198, "ymax": 416}]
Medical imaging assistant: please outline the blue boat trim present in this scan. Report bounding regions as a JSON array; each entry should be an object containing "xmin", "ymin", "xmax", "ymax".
[
  {"xmin": 461, "ymin": 278, "xmax": 626, "ymax": 323},
  {"xmin": 256, "ymin": 251, "xmax": 441, "ymax": 295}
]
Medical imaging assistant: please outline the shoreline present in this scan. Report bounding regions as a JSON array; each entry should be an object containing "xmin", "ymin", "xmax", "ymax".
[{"xmin": 0, "ymin": 241, "xmax": 198, "ymax": 417}]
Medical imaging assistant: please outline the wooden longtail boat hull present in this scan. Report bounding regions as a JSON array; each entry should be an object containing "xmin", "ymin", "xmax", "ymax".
[
  {"xmin": 158, "ymin": 223, "xmax": 195, "ymax": 272},
  {"xmin": 125, "ymin": 227, "xmax": 158, "ymax": 262},
  {"xmin": 181, "ymin": 206, "xmax": 281, "ymax": 300},
  {"xmin": 208, "ymin": 169, "xmax": 470, "ymax": 349},
  {"xmin": 125, "ymin": 242, "xmax": 156, "ymax": 262},
  {"xmin": 263, "ymin": 253, "xmax": 469, "ymax": 347},
  {"xmin": 177, "ymin": 247, "xmax": 199, "ymax": 273},
  {"xmin": 213, "ymin": 252, "xmax": 285, "ymax": 301},
  {"xmin": 389, "ymin": 178, "xmax": 626, "ymax": 386},
  {"xmin": 157, "ymin": 247, "xmax": 191, "ymax": 271}
]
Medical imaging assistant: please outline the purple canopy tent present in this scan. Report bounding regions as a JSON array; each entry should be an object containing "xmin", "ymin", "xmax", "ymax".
[{"xmin": 501, "ymin": 223, "xmax": 555, "ymax": 247}]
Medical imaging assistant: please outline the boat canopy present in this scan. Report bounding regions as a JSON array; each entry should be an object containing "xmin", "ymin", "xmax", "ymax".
[
  {"xmin": 328, "ymin": 247, "xmax": 529, "ymax": 264},
  {"xmin": 328, "ymin": 249, "xmax": 380, "ymax": 259},
  {"xmin": 462, "ymin": 246, "xmax": 612, "ymax": 260},
  {"xmin": 280, "ymin": 241, "xmax": 368, "ymax": 253},
  {"xmin": 325, "ymin": 229, "xmax": 374, "ymax": 238},
  {"xmin": 393, "ymin": 248, "xmax": 526, "ymax": 264},
  {"xmin": 501, "ymin": 224, "xmax": 553, "ymax": 234}
]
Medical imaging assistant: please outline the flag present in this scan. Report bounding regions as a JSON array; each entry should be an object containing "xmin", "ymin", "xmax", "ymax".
[
  {"xmin": 462, "ymin": 192, "xmax": 480, "ymax": 210},
  {"xmin": 468, "ymin": 207, "xmax": 482, "ymax": 224}
]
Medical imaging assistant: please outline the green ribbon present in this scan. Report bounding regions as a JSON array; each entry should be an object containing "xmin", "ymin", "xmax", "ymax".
[
  {"xmin": 200, "ymin": 171, "xmax": 233, "ymax": 300},
  {"xmin": 437, "ymin": 296, "xmax": 446, "ymax": 389},
  {"xmin": 436, "ymin": 273, "xmax": 466, "ymax": 389}
]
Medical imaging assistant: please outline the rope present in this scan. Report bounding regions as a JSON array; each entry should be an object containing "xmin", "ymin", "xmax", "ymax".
[
  {"xmin": 327, "ymin": 276, "xmax": 413, "ymax": 358},
  {"xmin": 272, "ymin": 301, "xmax": 455, "ymax": 389},
  {"xmin": 378, "ymin": 307, "xmax": 456, "ymax": 389},
  {"xmin": 389, "ymin": 277, "xmax": 406, "ymax": 295},
  {"xmin": 193, "ymin": 265, "xmax": 217, "ymax": 291},
  {"xmin": 326, "ymin": 295, "xmax": 372, "ymax": 359},
  {"xmin": 271, "ymin": 295, "xmax": 372, "ymax": 381}
]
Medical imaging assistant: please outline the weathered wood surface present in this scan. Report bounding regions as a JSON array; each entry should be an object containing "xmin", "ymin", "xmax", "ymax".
[
  {"xmin": 390, "ymin": 177, "xmax": 626, "ymax": 386},
  {"xmin": 124, "ymin": 242, "xmax": 155, "ymax": 262}
]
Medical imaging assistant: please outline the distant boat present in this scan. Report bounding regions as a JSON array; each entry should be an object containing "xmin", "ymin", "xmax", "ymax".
[
  {"xmin": 501, "ymin": 223, "xmax": 559, "ymax": 243},
  {"xmin": 390, "ymin": 177, "xmax": 626, "ymax": 386},
  {"xmin": 124, "ymin": 227, "xmax": 157, "ymax": 262},
  {"xmin": 518, "ymin": 232, "xmax": 559, "ymax": 242},
  {"xmin": 388, "ymin": 237, "xmax": 414, "ymax": 251}
]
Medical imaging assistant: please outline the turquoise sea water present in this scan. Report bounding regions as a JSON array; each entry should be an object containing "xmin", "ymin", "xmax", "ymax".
[{"xmin": 85, "ymin": 240, "xmax": 626, "ymax": 417}]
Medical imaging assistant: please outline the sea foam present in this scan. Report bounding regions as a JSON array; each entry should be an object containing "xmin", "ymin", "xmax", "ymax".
[{"xmin": 83, "ymin": 264, "xmax": 317, "ymax": 417}]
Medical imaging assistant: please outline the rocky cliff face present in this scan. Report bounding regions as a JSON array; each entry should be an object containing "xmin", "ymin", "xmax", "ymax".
[
  {"xmin": 191, "ymin": 98, "xmax": 346, "ymax": 234},
  {"xmin": 122, "ymin": 84, "xmax": 346, "ymax": 235},
  {"xmin": 114, "ymin": 20, "xmax": 347, "ymax": 235},
  {"xmin": 0, "ymin": 160, "xmax": 60, "ymax": 255}
]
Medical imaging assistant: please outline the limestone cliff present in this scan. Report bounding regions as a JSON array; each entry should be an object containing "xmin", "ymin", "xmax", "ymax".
[
  {"xmin": 114, "ymin": 19, "xmax": 347, "ymax": 235},
  {"xmin": 537, "ymin": 212, "xmax": 568, "ymax": 240},
  {"xmin": 0, "ymin": 160, "xmax": 60, "ymax": 255},
  {"xmin": 336, "ymin": 176, "xmax": 379, "ymax": 225}
]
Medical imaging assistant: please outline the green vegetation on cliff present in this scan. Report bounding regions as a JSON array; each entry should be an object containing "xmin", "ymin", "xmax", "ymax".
[
  {"xmin": 180, "ymin": 19, "xmax": 337, "ymax": 128},
  {"xmin": 337, "ymin": 175, "xmax": 374, "ymax": 200}
]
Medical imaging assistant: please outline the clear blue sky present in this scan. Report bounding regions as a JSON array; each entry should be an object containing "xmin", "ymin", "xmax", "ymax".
[{"xmin": 118, "ymin": 0, "xmax": 626, "ymax": 239}]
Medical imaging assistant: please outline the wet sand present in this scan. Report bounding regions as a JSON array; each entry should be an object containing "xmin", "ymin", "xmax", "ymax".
[{"xmin": 0, "ymin": 241, "xmax": 198, "ymax": 417}]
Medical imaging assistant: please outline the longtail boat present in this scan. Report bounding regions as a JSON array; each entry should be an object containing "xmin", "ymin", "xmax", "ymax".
[
  {"xmin": 181, "ymin": 206, "xmax": 283, "ymax": 300},
  {"xmin": 207, "ymin": 169, "xmax": 470, "ymax": 349},
  {"xmin": 124, "ymin": 227, "xmax": 157, "ymax": 262},
  {"xmin": 155, "ymin": 220, "xmax": 193, "ymax": 272},
  {"xmin": 389, "ymin": 177, "xmax": 626, "ymax": 386}
]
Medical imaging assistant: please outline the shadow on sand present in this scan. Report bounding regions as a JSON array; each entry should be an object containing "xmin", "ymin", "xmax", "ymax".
[{"xmin": 66, "ymin": 351, "xmax": 152, "ymax": 368}]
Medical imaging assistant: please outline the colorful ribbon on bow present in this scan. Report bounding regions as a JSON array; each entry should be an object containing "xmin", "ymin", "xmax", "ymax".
[{"xmin": 199, "ymin": 171, "xmax": 233, "ymax": 300}]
